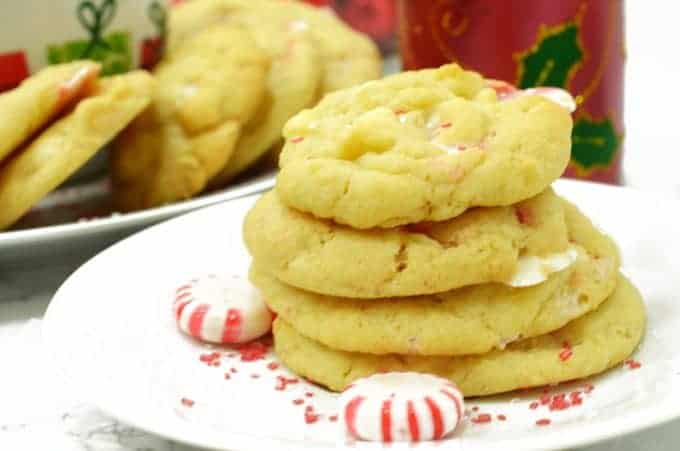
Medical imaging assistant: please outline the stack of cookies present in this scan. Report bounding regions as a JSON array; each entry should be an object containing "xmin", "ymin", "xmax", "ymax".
[
  {"xmin": 110, "ymin": 0, "xmax": 381, "ymax": 212},
  {"xmin": 244, "ymin": 64, "xmax": 645, "ymax": 396}
]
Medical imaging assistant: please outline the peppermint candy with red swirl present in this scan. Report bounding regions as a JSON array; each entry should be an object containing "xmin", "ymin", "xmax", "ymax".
[
  {"xmin": 173, "ymin": 274, "xmax": 273, "ymax": 344},
  {"xmin": 339, "ymin": 373, "xmax": 464, "ymax": 442}
]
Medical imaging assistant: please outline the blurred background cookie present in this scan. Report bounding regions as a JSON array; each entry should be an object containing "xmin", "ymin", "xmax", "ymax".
[
  {"xmin": 168, "ymin": 0, "xmax": 382, "ymax": 186},
  {"xmin": 0, "ymin": 61, "xmax": 101, "ymax": 164},
  {"xmin": 0, "ymin": 0, "xmax": 168, "ymax": 185},
  {"xmin": 0, "ymin": 70, "xmax": 154, "ymax": 229},
  {"xmin": 170, "ymin": 0, "xmax": 382, "ymax": 96},
  {"xmin": 204, "ymin": 8, "xmax": 323, "ymax": 186},
  {"xmin": 110, "ymin": 25, "xmax": 269, "ymax": 211}
]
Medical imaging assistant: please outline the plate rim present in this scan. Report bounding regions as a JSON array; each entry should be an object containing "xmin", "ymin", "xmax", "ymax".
[{"xmin": 0, "ymin": 171, "xmax": 275, "ymax": 248}]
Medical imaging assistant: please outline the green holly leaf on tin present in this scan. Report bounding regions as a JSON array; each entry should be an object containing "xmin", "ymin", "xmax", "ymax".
[
  {"xmin": 517, "ymin": 22, "xmax": 583, "ymax": 88},
  {"xmin": 571, "ymin": 117, "xmax": 620, "ymax": 169}
]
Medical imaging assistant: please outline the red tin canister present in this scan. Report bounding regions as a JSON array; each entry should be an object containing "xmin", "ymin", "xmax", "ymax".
[{"xmin": 399, "ymin": 0, "xmax": 625, "ymax": 184}]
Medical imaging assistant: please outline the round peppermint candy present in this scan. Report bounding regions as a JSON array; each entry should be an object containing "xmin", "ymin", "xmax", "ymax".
[
  {"xmin": 339, "ymin": 372, "xmax": 464, "ymax": 442},
  {"xmin": 173, "ymin": 274, "xmax": 273, "ymax": 344}
]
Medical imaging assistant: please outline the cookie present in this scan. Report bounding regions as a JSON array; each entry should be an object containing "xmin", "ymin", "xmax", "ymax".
[
  {"xmin": 206, "ymin": 8, "xmax": 322, "ymax": 186},
  {"xmin": 0, "ymin": 71, "xmax": 154, "ymax": 230},
  {"xmin": 251, "ymin": 199, "xmax": 619, "ymax": 356},
  {"xmin": 111, "ymin": 25, "xmax": 269, "ymax": 211},
  {"xmin": 277, "ymin": 64, "xmax": 573, "ymax": 229},
  {"xmin": 270, "ymin": 0, "xmax": 382, "ymax": 94},
  {"xmin": 0, "ymin": 61, "xmax": 101, "ymax": 163},
  {"xmin": 245, "ymin": 188, "xmax": 570, "ymax": 298},
  {"xmin": 169, "ymin": 0, "xmax": 381, "ymax": 95},
  {"xmin": 273, "ymin": 274, "xmax": 645, "ymax": 396}
]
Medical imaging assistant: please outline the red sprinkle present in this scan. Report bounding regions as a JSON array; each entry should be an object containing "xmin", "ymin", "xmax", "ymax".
[
  {"xmin": 251, "ymin": 373, "xmax": 260, "ymax": 379},
  {"xmin": 497, "ymin": 414, "xmax": 507, "ymax": 421},
  {"xmin": 549, "ymin": 394, "xmax": 570, "ymax": 411},
  {"xmin": 529, "ymin": 401, "xmax": 540, "ymax": 410},
  {"xmin": 267, "ymin": 362, "xmax": 280, "ymax": 371},
  {"xmin": 471, "ymin": 406, "xmax": 480, "ymax": 412},
  {"xmin": 199, "ymin": 352, "xmax": 221, "ymax": 365},
  {"xmin": 625, "ymin": 359, "xmax": 642, "ymax": 370},
  {"xmin": 515, "ymin": 205, "xmax": 534, "ymax": 226},
  {"xmin": 329, "ymin": 414, "xmax": 338, "ymax": 422},
  {"xmin": 569, "ymin": 391, "xmax": 584, "ymax": 406},
  {"xmin": 181, "ymin": 397, "xmax": 195, "ymax": 407},
  {"xmin": 584, "ymin": 384, "xmax": 595, "ymax": 394},
  {"xmin": 439, "ymin": 121, "xmax": 453, "ymax": 129},
  {"xmin": 471, "ymin": 413, "xmax": 492, "ymax": 424},
  {"xmin": 304, "ymin": 405, "xmax": 320, "ymax": 424},
  {"xmin": 236, "ymin": 341, "xmax": 269, "ymax": 362},
  {"xmin": 539, "ymin": 394, "xmax": 551, "ymax": 405},
  {"xmin": 275, "ymin": 375, "xmax": 300, "ymax": 391},
  {"xmin": 293, "ymin": 399, "xmax": 305, "ymax": 405},
  {"xmin": 224, "ymin": 373, "xmax": 231, "ymax": 380},
  {"xmin": 230, "ymin": 367, "xmax": 238, "ymax": 373},
  {"xmin": 291, "ymin": 136, "xmax": 305, "ymax": 144},
  {"xmin": 536, "ymin": 418, "xmax": 551, "ymax": 426},
  {"xmin": 305, "ymin": 392, "xmax": 314, "ymax": 398},
  {"xmin": 559, "ymin": 348, "xmax": 574, "ymax": 362},
  {"xmin": 393, "ymin": 108, "xmax": 407, "ymax": 115},
  {"xmin": 305, "ymin": 411, "xmax": 320, "ymax": 424}
]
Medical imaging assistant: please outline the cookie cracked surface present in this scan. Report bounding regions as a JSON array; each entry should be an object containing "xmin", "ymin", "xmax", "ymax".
[{"xmin": 277, "ymin": 64, "xmax": 572, "ymax": 229}]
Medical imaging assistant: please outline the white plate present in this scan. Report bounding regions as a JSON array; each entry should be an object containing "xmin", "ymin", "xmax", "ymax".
[
  {"xmin": 43, "ymin": 179, "xmax": 680, "ymax": 451},
  {"xmin": 0, "ymin": 171, "xmax": 275, "ymax": 293}
]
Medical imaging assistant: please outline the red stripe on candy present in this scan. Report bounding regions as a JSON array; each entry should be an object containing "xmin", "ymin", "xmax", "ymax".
[
  {"xmin": 221, "ymin": 308, "xmax": 243, "ymax": 343},
  {"xmin": 175, "ymin": 300, "xmax": 192, "ymax": 319},
  {"xmin": 440, "ymin": 389, "xmax": 462, "ymax": 426},
  {"xmin": 188, "ymin": 304, "xmax": 209, "ymax": 337},
  {"xmin": 345, "ymin": 395, "xmax": 365, "ymax": 439},
  {"xmin": 406, "ymin": 400, "xmax": 419, "ymax": 442},
  {"xmin": 175, "ymin": 284, "xmax": 192, "ymax": 294},
  {"xmin": 381, "ymin": 399, "xmax": 393, "ymax": 443},
  {"xmin": 175, "ymin": 292, "xmax": 192, "ymax": 302},
  {"xmin": 424, "ymin": 396, "xmax": 444, "ymax": 440}
]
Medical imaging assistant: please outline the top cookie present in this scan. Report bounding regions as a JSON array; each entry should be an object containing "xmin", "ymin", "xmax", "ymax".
[
  {"xmin": 169, "ymin": 0, "xmax": 381, "ymax": 95},
  {"xmin": 277, "ymin": 64, "xmax": 573, "ymax": 229},
  {"xmin": 0, "ymin": 61, "xmax": 101, "ymax": 163}
]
